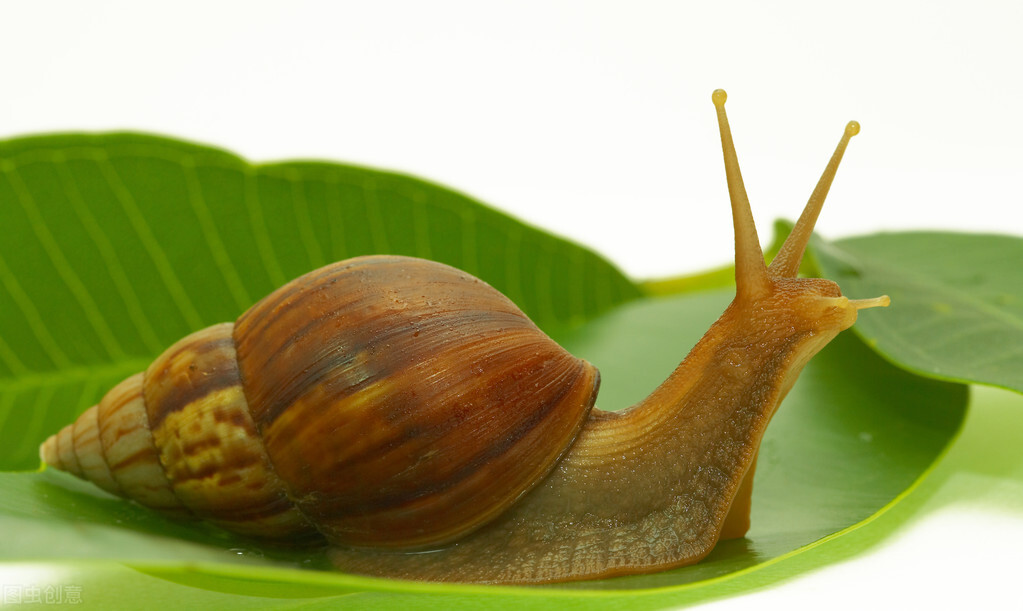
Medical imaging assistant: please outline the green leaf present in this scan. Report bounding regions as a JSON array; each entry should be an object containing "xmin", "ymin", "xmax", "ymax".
[
  {"xmin": 0, "ymin": 291, "xmax": 966, "ymax": 606},
  {"xmin": 812, "ymin": 231, "xmax": 1023, "ymax": 393},
  {"xmin": 0, "ymin": 133, "xmax": 965, "ymax": 607},
  {"xmin": 0, "ymin": 132, "xmax": 640, "ymax": 471}
]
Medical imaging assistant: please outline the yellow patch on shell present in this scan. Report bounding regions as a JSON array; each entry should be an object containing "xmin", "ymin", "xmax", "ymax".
[{"xmin": 151, "ymin": 384, "xmax": 314, "ymax": 537}]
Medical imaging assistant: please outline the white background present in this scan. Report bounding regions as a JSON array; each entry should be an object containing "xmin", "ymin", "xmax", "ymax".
[{"xmin": 4, "ymin": 1, "xmax": 1023, "ymax": 609}]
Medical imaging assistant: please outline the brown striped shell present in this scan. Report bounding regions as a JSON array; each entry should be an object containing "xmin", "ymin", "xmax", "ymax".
[{"xmin": 39, "ymin": 255, "xmax": 599, "ymax": 548}]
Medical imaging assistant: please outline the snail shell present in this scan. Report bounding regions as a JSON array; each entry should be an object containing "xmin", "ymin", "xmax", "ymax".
[{"xmin": 41, "ymin": 255, "xmax": 599, "ymax": 548}]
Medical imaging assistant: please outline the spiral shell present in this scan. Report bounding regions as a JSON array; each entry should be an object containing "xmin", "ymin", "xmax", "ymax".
[{"xmin": 40, "ymin": 255, "xmax": 600, "ymax": 548}]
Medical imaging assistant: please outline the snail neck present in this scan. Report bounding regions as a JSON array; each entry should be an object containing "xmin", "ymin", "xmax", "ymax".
[
  {"xmin": 532, "ymin": 295, "xmax": 836, "ymax": 557},
  {"xmin": 614, "ymin": 295, "xmax": 816, "ymax": 445}
]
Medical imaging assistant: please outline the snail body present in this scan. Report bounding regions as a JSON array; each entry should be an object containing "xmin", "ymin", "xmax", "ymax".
[{"xmin": 40, "ymin": 91, "xmax": 888, "ymax": 584}]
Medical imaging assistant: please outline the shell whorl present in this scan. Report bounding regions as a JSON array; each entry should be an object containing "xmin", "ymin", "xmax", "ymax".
[
  {"xmin": 143, "ymin": 323, "xmax": 315, "ymax": 537},
  {"xmin": 41, "ymin": 324, "xmax": 316, "ymax": 538},
  {"xmin": 41, "ymin": 255, "xmax": 599, "ymax": 549}
]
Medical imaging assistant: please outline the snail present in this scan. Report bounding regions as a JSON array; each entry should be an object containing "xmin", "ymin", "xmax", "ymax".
[{"xmin": 39, "ymin": 90, "xmax": 889, "ymax": 585}]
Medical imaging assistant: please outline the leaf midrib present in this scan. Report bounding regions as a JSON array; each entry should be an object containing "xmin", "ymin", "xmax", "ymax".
[{"xmin": 0, "ymin": 358, "xmax": 151, "ymax": 395}]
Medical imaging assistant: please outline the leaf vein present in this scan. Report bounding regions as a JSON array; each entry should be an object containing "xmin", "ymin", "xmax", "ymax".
[
  {"xmin": 412, "ymin": 190, "xmax": 433, "ymax": 260},
  {"xmin": 96, "ymin": 156, "xmax": 204, "ymax": 330},
  {"xmin": 504, "ymin": 224, "xmax": 523, "ymax": 307},
  {"xmin": 14, "ymin": 384, "xmax": 58, "ymax": 465},
  {"xmin": 0, "ymin": 358, "xmax": 152, "ymax": 395},
  {"xmin": 182, "ymin": 160, "xmax": 252, "ymax": 311},
  {"xmin": 460, "ymin": 206, "xmax": 478, "ymax": 276},
  {"xmin": 0, "ymin": 251, "xmax": 71, "ymax": 370},
  {"xmin": 6, "ymin": 164, "xmax": 127, "ymax": 361},
  {"xmin": 244, "ymin": 168, "xmax": 287, "ymax": 288},
  {"xmin": 325, "ymin": 174, "xmax": 349, "ymax": 262},
  {"xmin": 0, "ymin": 334, "xmax": 28, "ymax": 377},
  {"xmin": 534, "ymin": 242, "xmax": 557, "ymax": 326},
  {"xmin": 53, "ymin": 155, "xmax": 164, "ymax": 354},
  {"xmin": 288, "ymin": 171, "xmax": 325, "ymax": 270},
  {"xmin": 362, "ymin": 177, "xmax": 391, "ymax": 253}
]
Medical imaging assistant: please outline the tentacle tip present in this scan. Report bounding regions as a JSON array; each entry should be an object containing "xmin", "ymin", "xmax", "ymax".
[
  {"xmin": 845, "ymin": 121, "xmax": 860, "ymax": 137},
  {"xmin": 850, "ymin": 294, "xmax": 890, "ymax": 310},
  {"xmin": 712, "ymin": 89, "xmax": 728, "ymax": 107}
]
